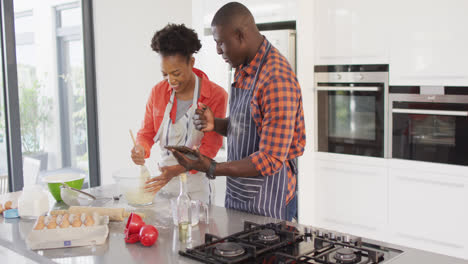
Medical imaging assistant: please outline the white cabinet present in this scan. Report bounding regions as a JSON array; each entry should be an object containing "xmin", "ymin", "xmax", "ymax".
[
  {"xmin": 314, "ymin": 0, "xmax": 389, "ymax": 65},
  {"xmin": 309, "ymin": 154, "xmax": 468, "ymax": 260},
  {"xmin": 388, "ymin": 159, "xmax": 468, "ymax": 259},
  {"xmin": 388, "ymin": 0, "xmax": 468, "ymax": 86},
  {"xmin": 312, "ymin": 153, "xmax": 388, "ymax": 240},
  {"xmin": 314, "ymin": 0, "xmax": 468, "ymax": 86}
]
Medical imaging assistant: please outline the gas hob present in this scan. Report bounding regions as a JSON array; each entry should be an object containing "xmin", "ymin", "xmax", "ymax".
[{"xmin": 179, "ymin": 221, "xmax": 403, "ymax": 264}]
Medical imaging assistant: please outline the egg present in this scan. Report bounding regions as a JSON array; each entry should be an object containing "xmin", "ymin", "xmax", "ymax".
[
  {"xmin": 72, "ymin": 220, "xmax": 82, "ymax": 227},
  {"xmin": 60, "ymin": 219, "xmax": 70, "ymax": 228},
  {"xmin": 47, "ymin": 221, "xmax": 57, "ymax": 229},
  {"xmin": 34, "ymin": 222, "xmax": 45, "ymax": 230},
  {"xmin": 72, "ymin": 214, "xmax": 82, "ymax": 227},
  {"xmin": 4, "ymin": 201, "xmax": 12, "ymax": 210},
  {"xmin": 85, "ymin": 215, "xmax": 94, "ymax": 227}
]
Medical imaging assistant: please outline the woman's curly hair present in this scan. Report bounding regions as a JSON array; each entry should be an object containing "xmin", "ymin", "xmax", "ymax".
[{"xmin": 151, "ymin": 23, "xmax": 202, "ymax": 61}]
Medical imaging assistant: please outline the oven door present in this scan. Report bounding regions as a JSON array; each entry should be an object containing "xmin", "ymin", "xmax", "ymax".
[
  {"xmin": 392, "ymin": 102, "xmax": 468, "ymax": 165},
  {"xmin": 317, "ymin": 83, "xmax": 385, "ymax": 157}
]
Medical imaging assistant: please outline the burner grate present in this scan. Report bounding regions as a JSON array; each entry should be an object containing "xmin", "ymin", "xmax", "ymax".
[{"xmin": 180, "ymin": 221, "xmax": 302, "ymax": 264}]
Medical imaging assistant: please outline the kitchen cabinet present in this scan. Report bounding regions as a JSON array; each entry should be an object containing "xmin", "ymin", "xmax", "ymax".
[
  {"xmin": 388, "ymin": 0, "xmax": 468, "ymax": 86},
  {"xmin": 307, "ymin": 153, "xmax": 468, "ymax": 260},
  {"xmin": 312, "ymin": 153, "xmax": 388, "ymax": 241},
  {"xmin": 314, "ymin": 0, "xmax": 389, "ymax": 65},
  {"xmin": 388, "ymin": 159, "xmax": 468, "ymax": 259},
  {"xmin": 314, "ymin": 0, "xmax": 468, "ymax": 86}
]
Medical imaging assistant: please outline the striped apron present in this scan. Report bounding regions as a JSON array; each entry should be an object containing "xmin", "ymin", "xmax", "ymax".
[{"xmin": 225, "ymin": 43, "xmax": 294, "ymax": 220}]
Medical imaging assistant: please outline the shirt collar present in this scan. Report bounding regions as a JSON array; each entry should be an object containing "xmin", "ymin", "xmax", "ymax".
[{"xmin": 239, "ymin": 37, "xmax": 268, "ymax": 77}]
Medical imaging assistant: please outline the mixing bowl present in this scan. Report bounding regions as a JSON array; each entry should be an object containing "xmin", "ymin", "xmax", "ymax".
[
  {"xmin": 113, "ymin": 167, "xmax": 155, "ymax": 206},
  {"xmin": 42, "ymin": 173, "xmax": 85, "ymax": 202}
]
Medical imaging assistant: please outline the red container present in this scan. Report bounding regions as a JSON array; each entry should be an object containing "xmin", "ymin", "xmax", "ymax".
[
  {"xmin": 139, "ymin": 225, "xmax": 158, "ymax": 247},
  {"xmin": 125, "ymin": 213, "xmax": 145, "ymax": 235},
  {"xmin": 124, "ymin": 233, "xmax": 140, "ymax": 244}
]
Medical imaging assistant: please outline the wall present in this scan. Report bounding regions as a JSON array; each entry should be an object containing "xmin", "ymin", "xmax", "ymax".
[
  {"xmin": 93, "ymin": 0, "xmax": 192, "ymax": 184},
  {"xmin": 296, "ymin": 0, "xmax": 316, "ymax": 225}
]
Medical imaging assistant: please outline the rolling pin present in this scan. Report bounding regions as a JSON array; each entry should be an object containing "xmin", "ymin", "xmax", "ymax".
[{"xmin": 50, "ymin": 207, "xmax": 145, "ymax": 221}]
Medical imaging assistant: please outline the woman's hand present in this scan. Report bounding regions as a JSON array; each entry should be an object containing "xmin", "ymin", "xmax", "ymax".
[
  {"xmin": 131, "ymin": 145, "xmax": 146, "ymax": 165},
  {"xmin": 193, "ymin": 102, "xmax": 214, "ymax": 132},
  {"xmin": 144, "ymin": 165, "xmax": 185, "ymax": 194}
]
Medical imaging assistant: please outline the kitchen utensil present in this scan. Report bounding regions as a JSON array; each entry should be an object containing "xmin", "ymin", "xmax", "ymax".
[
  {"xmin": 60, "ymin": 183, "xmax": 95, "ymax": 206},
  {"xmin": 60, "ymin": 184, "xmax": 113, "ymax": 207},
  {"xmin": 42, "ymin": 173, "xmax": 85, "ymax": 201},
  {"xmin": 113, "ymin": 167, "xmax": 156, "ymax": 206},
  {"xmin": 125, "ymin": 212, "xmax": 145, "ymax": 235},
  {"xmin": 125, "ymin": 233, "xmax": 140, "ymax": 244},
  {"xmin": 139, "ymin": 225, "xmax": 158, "ymax": 246},
  {"xmin": 50, "ymin": 207, "xmax": 145, "ymax": 221},
  {"xmin": 129, "ymin": 129, "xmax": 151, "ymax": 181}
]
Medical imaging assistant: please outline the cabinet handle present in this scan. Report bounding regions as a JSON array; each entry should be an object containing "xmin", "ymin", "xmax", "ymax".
[
  {"xmin": 316, "ymin": 86, "xmax": 379, "ymax": 92},
  {"xmin": 392, "ymin": 108, "xmax": 468, "ymax": 116}
]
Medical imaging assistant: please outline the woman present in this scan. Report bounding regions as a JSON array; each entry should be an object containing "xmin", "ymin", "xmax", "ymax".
[{"xmin": 131, "ymin": 24, "xmax": 227, "ymax": 204}]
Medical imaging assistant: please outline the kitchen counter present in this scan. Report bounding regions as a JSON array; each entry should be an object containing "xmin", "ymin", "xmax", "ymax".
[{"xmin": 0, "ymin": 184, "xmax": 466, "ymax": 264}]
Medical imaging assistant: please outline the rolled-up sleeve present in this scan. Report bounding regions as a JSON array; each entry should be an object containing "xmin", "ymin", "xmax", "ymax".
[
  {"xmin": 137, "ymin": 88, "xmax": 158, "ymax": 159},
  {"xmin": 250, "ymin": 76, "xmax": 300, "ymax": 176}
]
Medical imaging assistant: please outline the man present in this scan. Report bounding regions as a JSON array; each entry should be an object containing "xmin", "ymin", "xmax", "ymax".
[{"xmin": 167, "ymin": 2, "xmax": 305, "ymax": 221}]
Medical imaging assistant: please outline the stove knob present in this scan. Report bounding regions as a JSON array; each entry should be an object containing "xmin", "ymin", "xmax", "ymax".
[
  {"xmin": 342, "ymin": 235, "xmax": 350, "ymax": 243},
  {"xmin": 348, "ymin": 236, "xmax": 362, "ymax": 246},
  {"xmin": 304, "ymin": 227, "xmax": 312, "ymax": 242},
  {"xmin": 354, "ymin": 237, "xmax": 362, "ymax": 247},
  {"xmin": 317, "ymin": 229, "xmax": 324, "ymax": 237},
  {"xmin": 329, "ymin": 232, "xmax": 336, "ymax": 240},
  {"xmin": 336, "ymin": 233, "xmax": 343, "ymax": 242}
]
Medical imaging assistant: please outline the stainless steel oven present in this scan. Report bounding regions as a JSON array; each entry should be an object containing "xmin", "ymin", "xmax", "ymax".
[
  {"xmin": 315, "ymin": 65, "xmax": 389, "ymax": 158},
  {"xmin": 389, "ymin": 86, "xmax": 468, "ymax": 166}
]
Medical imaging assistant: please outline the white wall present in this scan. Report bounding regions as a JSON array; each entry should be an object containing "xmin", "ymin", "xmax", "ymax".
[
  {"xmin": 93, "ymin": 0, "xmax": 193, "ymax": 184},
  {"xmin": 296, "ymin": 0, "xmax": 316, "ymax": 225}
]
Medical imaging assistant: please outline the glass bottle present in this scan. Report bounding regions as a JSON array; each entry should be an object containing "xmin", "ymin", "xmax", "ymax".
[{"xmin": 177, "ymin": 173, "xmax": 192, "ymax": 242}]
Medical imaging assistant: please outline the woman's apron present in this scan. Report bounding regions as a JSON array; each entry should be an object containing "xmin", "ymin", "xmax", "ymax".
[
  {"xmin": 153, "ymin": 75, "xmax": 210, "ymax": 203},
  {"xmin": 225, "ymin": 43, "xmax": 293, "ymax": 220}
]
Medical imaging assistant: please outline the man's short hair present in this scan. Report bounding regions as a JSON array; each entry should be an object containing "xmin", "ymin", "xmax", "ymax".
[{"xmin": 211, "ymin": 2, "xmax": 253, "ymax": 27}]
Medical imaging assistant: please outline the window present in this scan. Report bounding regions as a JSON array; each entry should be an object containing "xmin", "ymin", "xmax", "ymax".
[{"xmin": 0, "ymin": 0, "xmax": 99, "ymax": 192}]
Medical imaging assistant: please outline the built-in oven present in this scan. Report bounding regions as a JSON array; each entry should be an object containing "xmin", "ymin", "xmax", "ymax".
[
  {"xmin": 315, "ymin": 65, "xmax": 389, "ymax": 158},
  {"xmin": 389, "ymin": 86, "xmax": 468, "ymax": 166}
]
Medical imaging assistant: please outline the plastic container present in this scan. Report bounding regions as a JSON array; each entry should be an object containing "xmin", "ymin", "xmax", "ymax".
[
  {"xmin": 18, "ymin": 185, "xmax": 49, "ymax": 219},
  {"xmin": 113, "ymin": 167, "xmax": 155, "ymax": 206}
]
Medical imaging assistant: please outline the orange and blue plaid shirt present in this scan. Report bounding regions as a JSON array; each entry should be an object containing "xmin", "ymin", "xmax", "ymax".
[{"xmin": 234, "ymin": 38, "xmax": 306, "ymax": 204}]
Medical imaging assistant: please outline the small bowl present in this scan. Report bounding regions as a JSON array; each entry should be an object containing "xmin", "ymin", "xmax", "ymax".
[
  {"xmin": 42, "ymin": 173, "xmax": 85, "ymax": 202},
  {"xmin": 113, "ymin": 167, "xmax": 156, "ymax": 206}
]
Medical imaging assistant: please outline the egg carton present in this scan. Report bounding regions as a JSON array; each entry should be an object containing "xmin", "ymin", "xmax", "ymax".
[{"xmin": 26, "ymin": 214, "xmax": 109, "ymax": 250}]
